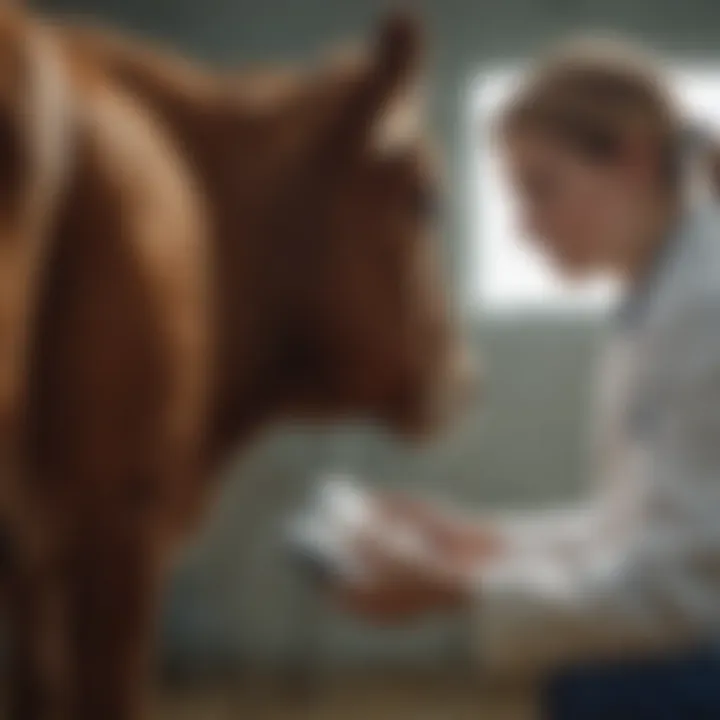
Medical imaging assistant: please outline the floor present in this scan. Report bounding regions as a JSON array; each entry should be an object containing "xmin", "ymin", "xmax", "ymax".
[{"xmin": 151, "ymin": 679, "xmax": 536, "ymax": 720}]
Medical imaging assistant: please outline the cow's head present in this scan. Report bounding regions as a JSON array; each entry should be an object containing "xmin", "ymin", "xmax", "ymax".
[{"xmin": 265, "ymin": 13, "xmax": 474, "ymax": 437}]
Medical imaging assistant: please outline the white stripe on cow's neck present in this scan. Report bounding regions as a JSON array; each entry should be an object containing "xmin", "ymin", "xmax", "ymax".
[{"xmin": 23, "ymin": 22, "xmax": 73, "ymax": 236}]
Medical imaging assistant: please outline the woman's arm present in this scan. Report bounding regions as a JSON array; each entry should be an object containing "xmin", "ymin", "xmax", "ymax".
[
  {"xmin": 338, "ymin": 295, "xmax": 720, "ymax": 678},
  {"xmin": 471, "ymin": 294, "xmax": 720, "ymax": 678}
]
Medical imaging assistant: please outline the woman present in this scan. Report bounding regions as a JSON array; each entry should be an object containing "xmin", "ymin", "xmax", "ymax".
[{"xmin": 335, "ymin": 37, "xmax": 720, "ymax": 718}]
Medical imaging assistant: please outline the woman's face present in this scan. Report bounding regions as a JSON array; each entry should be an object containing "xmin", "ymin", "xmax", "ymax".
[{"xmin": 503, "ymin": 131, "xmax": 652, "ymax": 277}]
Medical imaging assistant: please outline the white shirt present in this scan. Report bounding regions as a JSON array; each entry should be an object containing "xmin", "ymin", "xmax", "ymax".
[{"xmin": 474, "ymin": 201, "xmax": 720, "ymax": 678}]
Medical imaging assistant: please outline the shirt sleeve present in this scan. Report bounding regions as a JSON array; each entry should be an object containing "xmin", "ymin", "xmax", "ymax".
[
  {"xmin": 472, "ymin": 297, "xmax": 720, "ymax": 679},
  {"xmin": 483, "ymin": 505, "xmax": 598, "ymax": 557}
]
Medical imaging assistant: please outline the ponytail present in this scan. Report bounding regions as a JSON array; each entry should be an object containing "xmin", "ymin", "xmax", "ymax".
[{"xmin": 678, "ymin": 122, "xmax": 720, "ymax": 199}]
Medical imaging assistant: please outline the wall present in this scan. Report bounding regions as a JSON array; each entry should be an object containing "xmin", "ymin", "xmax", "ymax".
[{"xmin": 38, "ymin": 0, "xmax": 720, "ymax": 672}]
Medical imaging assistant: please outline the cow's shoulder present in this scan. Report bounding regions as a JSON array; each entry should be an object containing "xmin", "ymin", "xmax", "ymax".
[{"xmin": 32, "ymin": 50, "xmax": 213, "ymax": 506}]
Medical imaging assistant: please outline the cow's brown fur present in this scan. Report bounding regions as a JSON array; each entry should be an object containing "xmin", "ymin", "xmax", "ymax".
[{"xmin": 0, "ymin": 7, "xmax": 464, "ymax": 719}]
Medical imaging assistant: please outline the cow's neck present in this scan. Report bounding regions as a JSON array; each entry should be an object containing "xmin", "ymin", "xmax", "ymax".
[
  {"xmin": 66, "ymin": 25, "xmax": 343, "ymax": 458},
  {"xmin": 205, "ymin": 93, "xmax": 339, "ymax": 460}
]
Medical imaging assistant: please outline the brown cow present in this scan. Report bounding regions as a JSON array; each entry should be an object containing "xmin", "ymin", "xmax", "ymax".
[{"xmin": 0, "ymin": 6, "xmax": 469, "ymax": 719}]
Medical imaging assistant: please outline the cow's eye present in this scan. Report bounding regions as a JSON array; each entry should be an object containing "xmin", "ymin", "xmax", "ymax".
[{"xmin": 411, "ymin": 183, "xmax": 440, "ymax": 222}]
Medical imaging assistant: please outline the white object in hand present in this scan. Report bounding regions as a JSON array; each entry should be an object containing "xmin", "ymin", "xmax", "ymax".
[
  {"xmin": 287, "ymin": 473, "xmax": 375, "ymax": 582},
  {"xmin": 288, "ymin": 473, "xmax": 434, "ymax": 586}
]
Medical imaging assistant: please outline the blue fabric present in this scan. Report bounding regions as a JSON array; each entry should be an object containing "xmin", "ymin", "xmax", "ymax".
[{"xmin": 543, "ymin": 647, "xmax": 720, "ymax": 719}]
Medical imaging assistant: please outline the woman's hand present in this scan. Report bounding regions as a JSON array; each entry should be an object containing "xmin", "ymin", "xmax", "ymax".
[
  {"xmin": 332, "ymin": 494, "xmax": 503, "ymax": 624},
  {"xmin": 377, "ymin": 494, "xmax": 503, "ymax": 562}
]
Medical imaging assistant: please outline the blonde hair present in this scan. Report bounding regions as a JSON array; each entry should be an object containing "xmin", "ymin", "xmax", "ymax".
[{"xmin": 499, "ymin": 36, "xmax": 719, "ymax": 194}]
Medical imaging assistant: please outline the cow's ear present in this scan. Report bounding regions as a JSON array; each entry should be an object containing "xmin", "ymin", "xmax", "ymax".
[
  {"xmin": 322, "ymin": 11, "xmax": 424, "ymax": 167},
  {"xmin": 371, "ymin": 10, "xmax": 424, "ymax": 106}
]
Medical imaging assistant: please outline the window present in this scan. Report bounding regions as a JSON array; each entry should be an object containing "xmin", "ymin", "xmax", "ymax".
[{"xmin": 469, "ymin": 65, "xmax": 720, "ymax": 315}]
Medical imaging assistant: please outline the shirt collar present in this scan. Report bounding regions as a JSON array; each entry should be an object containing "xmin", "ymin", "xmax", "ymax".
[{"xmin": 614, "ymin": 207, "xmax": 690, "ymax": 331}]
